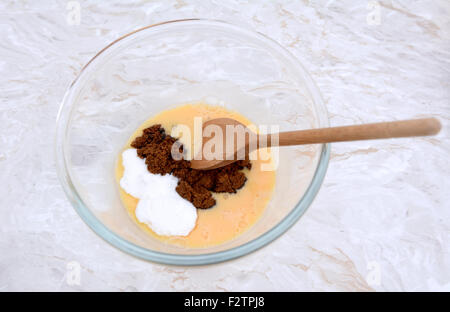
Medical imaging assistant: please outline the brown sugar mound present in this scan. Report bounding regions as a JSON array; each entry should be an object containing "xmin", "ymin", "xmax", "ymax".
[{"xmin": 130, "ymin": 124, "xmax": 251, "ymax": 209}]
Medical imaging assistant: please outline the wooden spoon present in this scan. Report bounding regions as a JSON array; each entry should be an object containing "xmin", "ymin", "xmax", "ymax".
[{"xmin": 189, "ymin": 117, "xmax": 441, "ymax": 170}]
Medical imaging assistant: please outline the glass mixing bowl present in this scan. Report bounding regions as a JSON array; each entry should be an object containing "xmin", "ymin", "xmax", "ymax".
[{"xmin": 55, "ymin": 19, "xmax": 329, "ymax": 265}]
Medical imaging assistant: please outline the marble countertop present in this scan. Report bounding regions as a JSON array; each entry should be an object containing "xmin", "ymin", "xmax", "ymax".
[{"xmin": 1, "ymin": 0, "xmax": 449, "ymax": 291}]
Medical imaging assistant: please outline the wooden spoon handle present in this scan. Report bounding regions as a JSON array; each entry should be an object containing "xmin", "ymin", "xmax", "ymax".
[{"xmin": 263, "ymin": 118, "xmax": 441, "ymax": 147}]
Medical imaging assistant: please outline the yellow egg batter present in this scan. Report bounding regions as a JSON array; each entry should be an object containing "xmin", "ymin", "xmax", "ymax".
[{"xmin": 115, "ymin": 103, "xmax": 276, "ymax": 248}]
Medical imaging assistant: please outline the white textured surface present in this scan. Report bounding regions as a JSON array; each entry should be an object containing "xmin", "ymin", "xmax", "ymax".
[{"xmin": 1, "ymin": 0, "xmax": 449, "ymax": 291}]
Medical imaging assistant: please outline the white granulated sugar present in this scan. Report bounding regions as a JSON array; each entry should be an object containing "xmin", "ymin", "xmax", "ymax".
[{"xmin": 120, "ymin": 148, "xmax": 197, "ymax": 236}]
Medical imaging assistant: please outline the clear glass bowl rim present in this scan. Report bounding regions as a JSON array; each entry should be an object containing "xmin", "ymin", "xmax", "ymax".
[{"xmin": 55, "ymin": 18, "xmax": 330, "ymax": 266}]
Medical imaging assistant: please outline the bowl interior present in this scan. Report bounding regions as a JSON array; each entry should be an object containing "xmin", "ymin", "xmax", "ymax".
[{"xmin": 56, "ymin": 20, "xmax": 329, "ymax": 264}]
